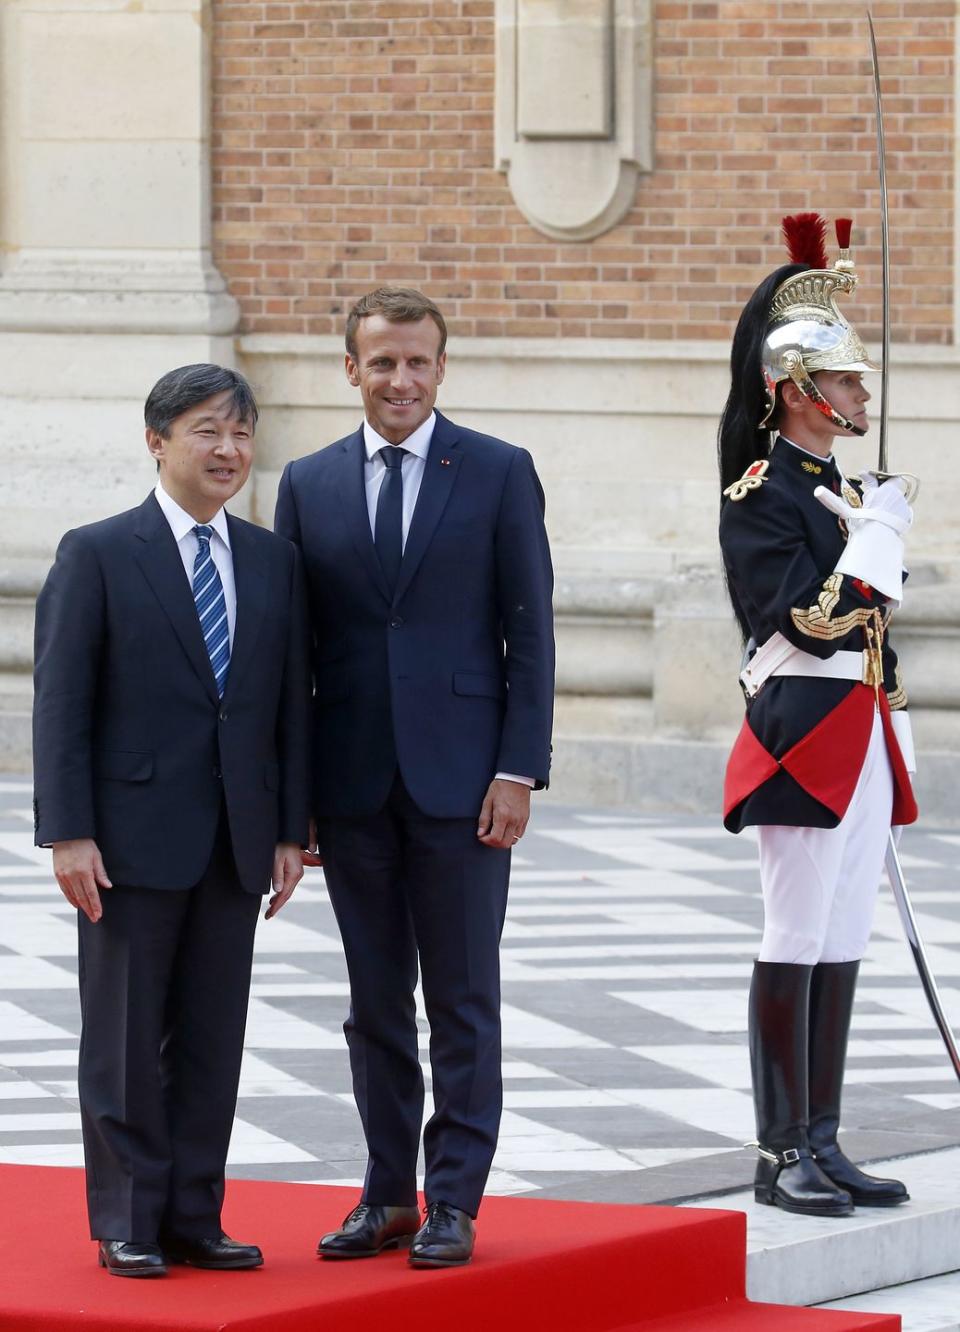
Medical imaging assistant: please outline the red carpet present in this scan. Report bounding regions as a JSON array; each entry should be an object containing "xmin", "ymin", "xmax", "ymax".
[{"xmin": 0, "ymin": 1166, "xmax": 899, "ymax": 1330}]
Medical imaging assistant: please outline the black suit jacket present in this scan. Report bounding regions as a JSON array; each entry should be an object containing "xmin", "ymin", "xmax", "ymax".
[
  {"xmin": 33, "ymin": 493, "xmax": 311, "ymax": 893},
  {"xmin": 275, "ymin": 411, "xmax": 555, "ymax": 819}
]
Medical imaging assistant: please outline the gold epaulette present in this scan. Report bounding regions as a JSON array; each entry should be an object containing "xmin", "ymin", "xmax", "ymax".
[{"xmin": 723, "ymin": 458, "xmax": 769, "ymax": 502}]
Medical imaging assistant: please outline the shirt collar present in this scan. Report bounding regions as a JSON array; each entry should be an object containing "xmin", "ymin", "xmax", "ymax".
[
  {"xmin": 363, "ymin": 411, "xmax": 436, "ymax": 464},
  {"xmin": 155, "ymin": 481, "xmax": 231, "ymax": 550}
]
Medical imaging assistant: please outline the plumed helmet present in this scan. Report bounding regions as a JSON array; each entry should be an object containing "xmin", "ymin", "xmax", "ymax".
[{"xmin": 758, "ymin": 215, "xmax": 880, "ymax": 434}]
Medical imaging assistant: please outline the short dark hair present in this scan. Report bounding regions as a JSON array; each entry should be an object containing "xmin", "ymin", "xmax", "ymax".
[
  {"xmin": 144, "ymin": 364, "xmax": 259, "ymax": 438},
  {"xmin": 344, "ymin": 287, "xmax": 447, "ymax": 360}
]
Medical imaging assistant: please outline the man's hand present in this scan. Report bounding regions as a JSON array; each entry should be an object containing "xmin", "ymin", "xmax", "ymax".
[
  {"xmin": 265, "ymin": 842, "xmax": 304, "ymax": 919},
  {"xmin": 301, "ymin": 817, "xmax": 323, "ymax": 868},
  {"xmin": 477, "ymin": 778, "xmax": 531, "ymax": 849},
  {"xmin": 52, "ymin": 838, "xmax": 112, "ymax": 923}
]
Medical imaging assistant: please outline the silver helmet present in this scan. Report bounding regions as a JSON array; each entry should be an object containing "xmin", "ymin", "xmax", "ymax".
[{"xmin": 759, "ymin": 215, "xmax": 880, "ymax": 434}]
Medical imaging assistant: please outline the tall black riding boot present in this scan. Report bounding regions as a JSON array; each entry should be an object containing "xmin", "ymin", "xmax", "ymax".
[
  {"xmin": 749, "ymin": 960, "xmax": 853, "ymax": 1217},
  {"xmin": 808, "ymin": 960, "xmax": 908, "ymax": 1206}
]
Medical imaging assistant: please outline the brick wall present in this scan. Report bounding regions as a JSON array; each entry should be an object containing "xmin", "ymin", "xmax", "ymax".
[{"xmin": 211, "ymin": 0, "xmax": 955, "ymax": 343}]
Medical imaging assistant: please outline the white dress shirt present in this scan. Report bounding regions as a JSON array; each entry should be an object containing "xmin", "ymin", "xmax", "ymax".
[
  {"xmin": 154, "ymin": 481, "xmax": 237, "ymax": 647},
  {"xmin": 363, "ymin": 411, "xmax": 435, "ymax": 546}
]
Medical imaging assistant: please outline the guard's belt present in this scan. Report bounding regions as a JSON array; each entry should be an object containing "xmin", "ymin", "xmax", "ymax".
[{"xmin": 740, "ymin": 631, "xmax": 868, "ymax": 699}]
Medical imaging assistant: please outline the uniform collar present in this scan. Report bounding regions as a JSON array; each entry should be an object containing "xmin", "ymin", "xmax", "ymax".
[
  {"xmin": 154, "ymin": 480, "xmax": 231, "ymax": 549},
  {"xmin": 774, "ymin": 436, "xmax": 841, "ymax": 487},
  {"xmin": 363, "ymin": 411, "xmax": 436, "ymax": 463}
]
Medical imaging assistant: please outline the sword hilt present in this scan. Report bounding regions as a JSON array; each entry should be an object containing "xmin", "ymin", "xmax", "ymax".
[{"xmin": 866, "ymin": 470, "xmax": 920, "ymax": 504}]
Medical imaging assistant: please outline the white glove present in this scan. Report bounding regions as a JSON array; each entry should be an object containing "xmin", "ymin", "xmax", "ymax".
[
  {"xmin": 814, "ymin": 476, "xmax": 912, "ymax": 603},
  {"xmin": 857, "ymin": 471, "xmax": 914, "ymax": 527},
  {"xmin": 889, "ymin": 708, "xmax": 917, "ymax": 776}
]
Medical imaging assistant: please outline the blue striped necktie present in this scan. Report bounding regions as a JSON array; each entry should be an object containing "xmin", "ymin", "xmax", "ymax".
[{"xmin": 192, "ymin": 525, "xmax": 230, "ymax": 697}]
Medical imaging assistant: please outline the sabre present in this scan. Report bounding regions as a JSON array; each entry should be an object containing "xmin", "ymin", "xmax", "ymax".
[
  {"xmin": 866, "ymin": 13, "xmax": 919, "ymax": 501},
  {"xmin": 867, "ymin": 12, "xmax": 954, "ymax": 1073},
  {"xmin": 885, "ymin": 835, "xmax": 960, "ymax": 1081},
  {"xmin": 867, "ymin": 12, "xmax": 890, "ymax": 476}
]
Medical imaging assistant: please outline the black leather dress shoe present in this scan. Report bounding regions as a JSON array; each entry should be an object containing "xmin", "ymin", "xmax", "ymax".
[
  {"xmin": 162, "ymin": 1233, "xmax": 263, "ymax": 1269},
  {"xmin": 318, "ymin": 1203, "xmax": 422, "ymax": 1259},
  {"xmin": 98, "ymin": 1240, "xmax": 167, "ymax": 1277},
  {"xmin": 814, "ymin": 1143, "xmax": 909, "ymax": 1207},
  {"xmin": 408, "ymin": 1201, "xmax": 475, "ymax": 1268}
]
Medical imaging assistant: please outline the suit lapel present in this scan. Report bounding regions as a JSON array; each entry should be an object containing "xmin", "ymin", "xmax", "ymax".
[
  {"xmin": 132, "ymin": 494, "xmax": 219, "ymax": 705},
  {"xmin": 335, "ymin": 428, "xmax": 392, "ymax": 604},
  {"xmin": 393, "ymin": 412, "xmax": 462, "ymax": 605},
  {"xmin": 224, "ymin": 515, "xmax": 267, "ymax": 698}
]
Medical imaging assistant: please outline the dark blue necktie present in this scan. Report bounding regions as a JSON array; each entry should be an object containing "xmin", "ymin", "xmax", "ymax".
[
  {"xmin": 374, "ymin": 446, "xmax": 407, "ymax": 592},
  {"xmin": 192, "ymin": 525, "xmax": 230, "ymax": 697}
]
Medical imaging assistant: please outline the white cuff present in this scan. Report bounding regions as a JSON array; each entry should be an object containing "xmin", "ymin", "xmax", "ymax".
[
  {"xmin": 834, "ymin": 521, "xmax": 905, "ymax": 603},
  {"xmin": 495, "ymin": 772, "xmax": 535, "ymax": 788}
]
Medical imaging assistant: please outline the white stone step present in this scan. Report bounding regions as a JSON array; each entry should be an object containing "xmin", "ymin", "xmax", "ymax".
[
  {"xmin": 819, "ymin": 1270, "xmax": 960, "ymax": 1331},
  {"xmin": 684, "ymin": 1147, "xmax": 960, "ymax": 1308}
]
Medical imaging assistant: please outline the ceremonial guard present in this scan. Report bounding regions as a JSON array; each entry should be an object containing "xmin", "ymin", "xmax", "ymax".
[{"xmin": 718, "ymin": 215, "xmax": 918, "ymax": 1217}]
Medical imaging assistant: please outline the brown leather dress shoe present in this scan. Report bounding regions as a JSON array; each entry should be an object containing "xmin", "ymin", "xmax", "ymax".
[
  {"xmin": 408, "ymin": 1201, "xmax": 475, "ymax": 1268},
  {"xmin": 162, "ymin": 1233, "xmax": 263, "ymax": 1269},
  {"xmin": 98, "ymin": 1240, "xmax": 167, "ymax": 1277},
  {"xmin": 317, "ymin": 1202, "xmax": 422, "ymax": 1259}
]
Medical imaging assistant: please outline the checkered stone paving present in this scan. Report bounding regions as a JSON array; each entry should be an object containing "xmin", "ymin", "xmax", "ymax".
[{"xmin": 1, "ymin": 777, "xmax": 959, "ymax": 1206}]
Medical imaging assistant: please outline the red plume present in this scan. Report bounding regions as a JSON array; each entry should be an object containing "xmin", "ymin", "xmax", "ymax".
[
  {"xmin": 835, "ymin": 217, "xmax": 852, "ymax": 249},
  {"xmin": 781, "ymin": 213, "xmax": 828, "ymax": 268}
]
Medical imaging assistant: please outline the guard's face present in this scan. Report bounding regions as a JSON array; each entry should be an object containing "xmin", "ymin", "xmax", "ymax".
[
  {"xmin": 346, "ymin": 314, "xmax": 446, "ymax": 445},
  {"xmin": 146, "ymin": 390, "xmax": 254, "ymax": 520},
  {"xmin": 812, "ymin": 369, "xmax": 871, "ymax": 437}
]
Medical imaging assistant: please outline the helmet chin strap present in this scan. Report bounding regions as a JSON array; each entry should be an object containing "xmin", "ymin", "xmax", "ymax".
[{"xmin": 781, "ymin": 352, "xmax": 865, "ymax": 437}]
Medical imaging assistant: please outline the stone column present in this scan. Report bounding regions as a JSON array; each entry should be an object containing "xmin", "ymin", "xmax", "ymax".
[{"xmin": 0, "ymin": 0, "xmax": 242, "ymax": 560}]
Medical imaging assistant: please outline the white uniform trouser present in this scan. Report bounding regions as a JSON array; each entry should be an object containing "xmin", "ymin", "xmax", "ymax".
[{"xmin": 757, "ymin": 710, "xmax": 893, "ymax": 965}]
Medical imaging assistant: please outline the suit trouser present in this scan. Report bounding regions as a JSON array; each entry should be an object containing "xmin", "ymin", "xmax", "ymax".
[
  {"xmin": 76, "ymin": 813, "xmax": 261, "ymax": 1242},
  {"xmin": 757, "ymin": 711, "xmax": 894, "ymax": 965},
  {"xmin": 318, "ymin": 774, "xmax": 510, "ymax": 1218}
]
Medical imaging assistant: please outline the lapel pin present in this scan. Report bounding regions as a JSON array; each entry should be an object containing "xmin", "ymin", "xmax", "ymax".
[{"xmin": 440, "ymin": 458, "xmax": 451, "ymax": 466}]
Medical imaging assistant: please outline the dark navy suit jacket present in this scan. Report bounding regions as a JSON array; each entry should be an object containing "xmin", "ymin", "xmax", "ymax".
[
  {"xmin": 274, "ymin": 410, "xmax": 555, "ymax": 819},
  {"xmin": 33, "ymin": 493, "xmax": 312, "ymax": 892},
  {"xmin": 720, "ymin": 437, "xmax": 911, "ymax": 832}
]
